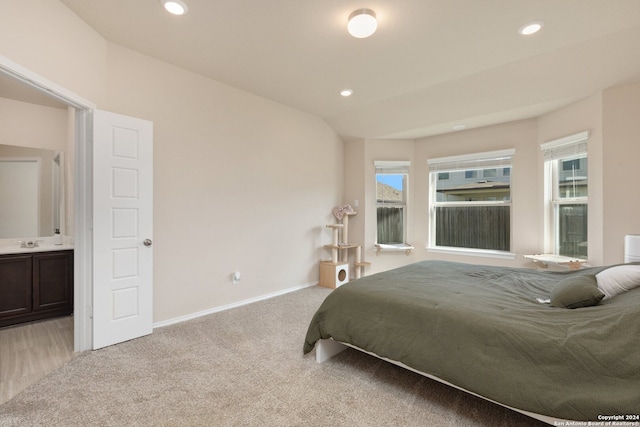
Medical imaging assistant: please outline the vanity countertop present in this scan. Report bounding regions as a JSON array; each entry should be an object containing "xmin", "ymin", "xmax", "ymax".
[
  {"xmin": 0, "ymin": 243, "xmax": 74, "ymax": 255},
  {"xmin": 0, "ymin": 236, "xmax": 74, "ymax": 255}
]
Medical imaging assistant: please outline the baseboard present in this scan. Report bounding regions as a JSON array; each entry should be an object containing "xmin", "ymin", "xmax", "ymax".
[{"xmin": 152, "ymin": 281, "xmax": 319, "ymax": 329}]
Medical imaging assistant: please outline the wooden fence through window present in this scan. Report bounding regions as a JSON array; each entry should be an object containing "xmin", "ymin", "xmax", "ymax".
[
  {"xmin": 377, "ymin": 206, "xmax": 404, "ymax": 244},
  {"xmin": 436, "ymin": 205, "xmax": 510, "ymax": 251}
]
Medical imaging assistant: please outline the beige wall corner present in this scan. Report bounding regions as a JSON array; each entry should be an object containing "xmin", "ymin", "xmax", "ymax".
[{"xmin": 602, "ymin": 81, "xmax": 640, "ymax": 264}]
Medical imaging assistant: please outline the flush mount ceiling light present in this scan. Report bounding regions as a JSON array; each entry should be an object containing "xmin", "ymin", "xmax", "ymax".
[
  {"xmin": 348, "ymin": 9, "xmax": 377, "ymax": 38},
  {"xmin": 519, "ymin": 21, "xmax": 543, "ymax": 36},
  {"xmin": 340, "ymin": 89, "xmax": 354, "ymax": 97},
  {"xmin": 161, "ymin": 0, "xmax": 188, "ymax": 15}
]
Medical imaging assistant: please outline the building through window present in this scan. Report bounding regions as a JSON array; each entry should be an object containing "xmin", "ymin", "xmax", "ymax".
[
  {"xmin": 541, "ymin": 132, "xmax": 588, "ymax": 259},
  {"xmin": 428, "ymin": 149, "xmax": 514, "ymax": 253}
]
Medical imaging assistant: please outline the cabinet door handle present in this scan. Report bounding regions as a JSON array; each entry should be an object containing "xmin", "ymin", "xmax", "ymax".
[{"xmin": 143, "ymin": 239, "xmax": 153, "ymax": 247}]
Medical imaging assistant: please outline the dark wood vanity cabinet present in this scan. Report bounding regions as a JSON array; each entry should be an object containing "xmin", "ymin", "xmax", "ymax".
[
  {"xmin": 0, "ymin": 250, "xmax": 73, "ymax": 328},
  {"xmin": 0, "ymin": 254, "xmax": 32, "ymax": 321}
]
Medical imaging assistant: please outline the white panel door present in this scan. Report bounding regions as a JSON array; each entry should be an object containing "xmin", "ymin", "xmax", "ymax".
[{"xmin": 93, "ymin": 110, "xmax": 153, "ymax": 350}]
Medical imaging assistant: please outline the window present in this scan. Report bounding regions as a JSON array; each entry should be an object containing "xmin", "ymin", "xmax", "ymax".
[
  {"xmin": 375, "ymin": 161, "xmax": 410, "ymax": 245},
  {"xmin": 562, "ymin": 158, "xmax": 581, "ymax": 171},
  {"xmin": 541, "ymin": 131, "xmax": 588, "ymax": 259},
  {"xmin": 482, "ymin": 168, "xmax": 497, "ymax": 178},
  {"xmin": 428, "ymin": 149, "xmax": 514, "ymax": 253}
]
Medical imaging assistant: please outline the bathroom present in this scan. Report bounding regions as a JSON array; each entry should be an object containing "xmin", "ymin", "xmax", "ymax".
[{"xmin": 0, "ymin": 73, "xmax": 75, "ymax": 402}]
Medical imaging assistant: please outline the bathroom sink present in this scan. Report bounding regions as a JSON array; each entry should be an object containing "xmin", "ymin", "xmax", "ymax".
[{"xmin": 0, "ymin": 243, "xmax": 74, "ymax": 255}]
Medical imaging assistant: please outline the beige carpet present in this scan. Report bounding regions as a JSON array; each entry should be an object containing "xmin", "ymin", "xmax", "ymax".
[{"xmin": 0, "ymin": 286, "xmax": 545, "ymax": 426}]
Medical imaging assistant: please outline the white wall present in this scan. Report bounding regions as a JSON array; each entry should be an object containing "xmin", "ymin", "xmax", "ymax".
[
  {"xmin": 602, "ymin": 81, "xmax": 640, "ymax": 264},
  {"xmin": 103, "ymin": 45, "xmax": 344, "ymax": 320},
  {"xmin": 0, "ymin": 0, "xmax": 107, "ymax": 105},
  {"xmin": 1, "ymin": 0, "xmax": 344, "ymax": 324},
  {"xmin": 0, "ymin": 98, "xmax": 68, "ymax": 151},
  {"xmin": 342, "ymin": 138, "xmax": 367, "ymax": 275}
]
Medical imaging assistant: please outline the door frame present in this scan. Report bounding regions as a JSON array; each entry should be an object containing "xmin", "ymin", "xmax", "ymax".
[{"xmin": 0, "ymin": 55, "xmax": 95, "ymax": 351}]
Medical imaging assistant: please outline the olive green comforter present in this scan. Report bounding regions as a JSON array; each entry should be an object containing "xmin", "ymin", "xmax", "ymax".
[{"xmin": 303, "ymin": 261, "xmax": 640, "ymax": 421}]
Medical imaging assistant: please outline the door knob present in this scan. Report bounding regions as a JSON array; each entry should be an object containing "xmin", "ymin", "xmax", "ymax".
[{"xmin": 143, "ymin": 239, "xmax": 153, "ymax": 247}]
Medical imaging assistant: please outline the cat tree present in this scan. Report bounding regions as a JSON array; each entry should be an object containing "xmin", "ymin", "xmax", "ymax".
[{"xmin": 319, "ymin": 205, "xmax": 370, "ymax": 288}]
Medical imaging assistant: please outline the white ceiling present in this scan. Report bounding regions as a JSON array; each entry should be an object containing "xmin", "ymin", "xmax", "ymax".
[{"xmin": 47, "ymin": 1, "xmax": 640, "ymax": 139}]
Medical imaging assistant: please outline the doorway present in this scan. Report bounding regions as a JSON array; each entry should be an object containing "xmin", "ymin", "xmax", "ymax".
[{"xmin": 0, "ymin": 55, "xmax": 94, "ymax": 352}]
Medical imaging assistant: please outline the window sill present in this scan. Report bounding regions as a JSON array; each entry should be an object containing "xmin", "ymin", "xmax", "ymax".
[
  {"xmin": 426, "ymin": 245, "xmax": 516, "ymax": 260},
  {"xmin": 523, "ymin": 254, "xmax": 587, "ymax": 270},
  {"xmin": 375, "ymin": 243, "xmax": 414, "ymax": 255}
]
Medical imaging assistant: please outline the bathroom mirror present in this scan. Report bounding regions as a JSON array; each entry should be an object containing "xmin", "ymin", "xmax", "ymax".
[
  {"xmin": 0, "ymin": 144, "xmax": 65, "ymax": 239},
  {"xmin": 0, "ymin": 72, "xmax": 69, "ymax": 240}
]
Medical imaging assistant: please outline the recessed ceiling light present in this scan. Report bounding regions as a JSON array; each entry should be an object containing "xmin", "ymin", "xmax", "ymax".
[
  {"xmin": 519, "ymin": 21, "xmax": 543, "ymax": 36},
  {"xmin": 348, "ymin": 9, "xmax": 377, "ymax": 38},
  {"xmin": 340, "ymin": 89, "xmax": 354, "ymax": 97},
  {"xmin": 161, "ymin": 0, "xmax": 188, "ymax": 15}
]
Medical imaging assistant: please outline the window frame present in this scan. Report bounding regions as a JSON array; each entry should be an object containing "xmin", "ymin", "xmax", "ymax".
[
  {"xmin": 541, "ymin": 131, "xmax": 589, "ymax": 259},
  {"xmin": 375, "ymin": 160, "xmax": 410, "ymax": 246},
  {"xmin": 427, "ymin": 149, "xmax": 515, "ymax": 258}
]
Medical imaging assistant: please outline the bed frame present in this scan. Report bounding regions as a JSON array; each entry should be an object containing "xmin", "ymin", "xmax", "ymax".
[{"xmin": 315, "ymin": 338, "xmax": 567, "ymax": 426}]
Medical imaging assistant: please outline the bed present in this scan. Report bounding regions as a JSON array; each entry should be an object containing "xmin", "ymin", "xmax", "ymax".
[{"xmin": 303, "ymin": 260, "xmax": 640, "ymax": 424}]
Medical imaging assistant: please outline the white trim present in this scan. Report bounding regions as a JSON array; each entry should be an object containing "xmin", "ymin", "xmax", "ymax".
[
  {"xmin": 153, "ymin": 281, "xmax": 318, "ymax": 329},
  {"xmin": 427, "ymin": 148, "xmax": 515, "ymax": 166},
  {"xmin": 374, "ymin": 160, "xmax": 411, "ymax": 167},
  {"xmin": 540, "ymin": 131, "xmax": 589, "ymax": 151},
  {"xmin": 375, "ymin": 243, "xmax": 414, "ymax": 256},
  {"xmin": 541, "ymin": 131, "xmax": 588, "ymax": 161},
  {"xmin": 375, "ymin": 243, "xmax": 414, "ymax": 251},
  {"xmin": 0, "ymin": 55, "xmax": 95, "ymax": 109},
  {"xmin": 435, "ymin": 200, "xmax": 508, "ymax": 207},
  {"xmin": 426, "ymin": 245, "xmax": 516, "ymax": 260},
  {"xmin": 375, "ymin": 160, "xmax": 411, "ymax": 176},
  {"xmin": 73, "ymin": 109, "xmax": 93, "ymax": 352}
]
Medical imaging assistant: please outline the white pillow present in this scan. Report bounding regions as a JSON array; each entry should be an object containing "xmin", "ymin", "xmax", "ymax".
[{"xmin": 595, "ymin": 265, "xmax": 640, "ymax": 299}]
